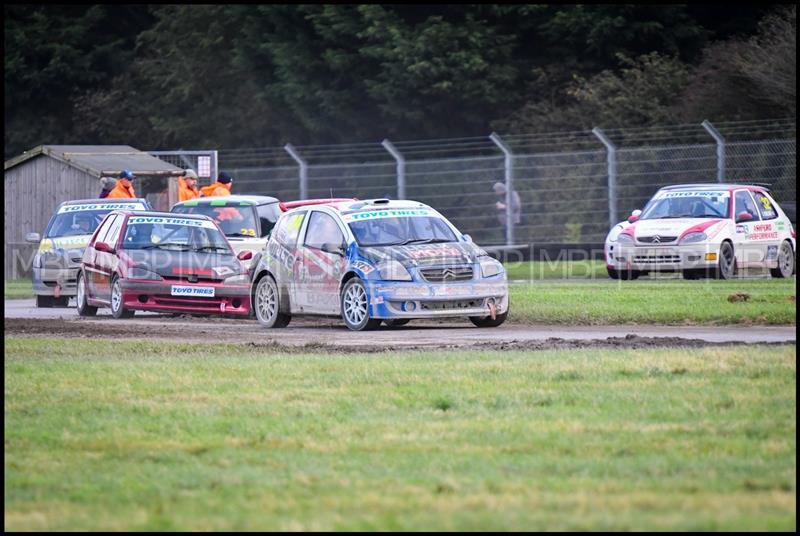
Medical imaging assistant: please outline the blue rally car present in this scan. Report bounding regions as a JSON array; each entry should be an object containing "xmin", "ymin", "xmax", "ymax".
[{"xmin": 250, "ymin": 199, "xmax": 509, "ymax": 331}]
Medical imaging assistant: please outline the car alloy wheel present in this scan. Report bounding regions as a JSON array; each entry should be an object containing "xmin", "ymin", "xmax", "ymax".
[
  {"xmin": 76, "ymin": 271, "xmax": 97, "ymax": 317},
  {"xmin": 111, "ymin": 277, "xmax": 134, "ymax": 319},
  {"xmin": 341, "ymin": 278, "xmax": 380, "ymax": 331},
  {"xmin": 255, "ymin": 275, "xmax": 290, "ymax": 328},
  {"xmin": 771, "ymin": 241, "xmax": 795, "ymax": 278},
  {"xmin": 715, "ymin": 242, "xmax": 736, "ymax": 280}
]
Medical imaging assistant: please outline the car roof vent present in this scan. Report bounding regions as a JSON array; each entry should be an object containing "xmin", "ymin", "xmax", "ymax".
[{"xmin": 371, "ymin": 198, "xmax": 391, "ymax": 205}]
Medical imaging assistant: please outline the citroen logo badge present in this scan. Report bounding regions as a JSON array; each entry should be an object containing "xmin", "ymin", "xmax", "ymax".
[
  {"xmin": 441, "ymin": 268, "xmax": 456, "ymax": 281},
  {"xmin": 652, "ymin": 235, "xmax": 661, "ymax": 244}
]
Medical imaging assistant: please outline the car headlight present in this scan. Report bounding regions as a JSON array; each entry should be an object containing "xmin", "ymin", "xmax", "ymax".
[
  {"xmin": 680, "ymin": 232, "xmax": 707, "ymax": 245},
  {"xmin": 616, "ymin": 233, "xmax": 634, "ymax": 244},
  {"xmin": 223, "ymin": 274, "xmax": 250, "ymax": 285},
  {"xmin": 607, "ymin": 226, "xmax": 623, "ymax": 242},
  {"xmin": 377, "ymin": 260, "xmax": 412, "ymax": 281},
  {"xmin": 479, "ymin": 256, "xmax": 504, "ymax": 278},
  {"xmin": 128, "ymin": 266, "xmax": 163, "ymax": 280}
]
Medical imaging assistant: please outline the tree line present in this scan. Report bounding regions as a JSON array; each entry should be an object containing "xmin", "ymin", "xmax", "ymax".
[{"xmin": 5, "ymin": 5, "xmax": 795, "ymax": 160}]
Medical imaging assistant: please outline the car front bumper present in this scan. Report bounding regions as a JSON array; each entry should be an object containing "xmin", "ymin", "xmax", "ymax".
[
  {"xmin": 120, "ymin": 279, "xmax": 251, "ymax": 315},
  {"xmin": 366, "ymin": 278, "xmax": 509, "ymax": 319},
  {"xmin": 605, "ymin": 242, "xmax": 721, "ymax": 272},
  {"xmin": 32, "ymin": 266, "xmax": 79, "ymax": 297}
]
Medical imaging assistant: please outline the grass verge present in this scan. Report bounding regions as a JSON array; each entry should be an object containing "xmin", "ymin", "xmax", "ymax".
[
  {"xmin": 4, "ymin": 279, "xmax": 33, "ymax": 299},
  {"xmin": 4, "ymin": 337, "xmax": 796, "ymax": 531},
  {"xmin": 508, "ymin": 278, "xmax": 796, "ymax": 325}
]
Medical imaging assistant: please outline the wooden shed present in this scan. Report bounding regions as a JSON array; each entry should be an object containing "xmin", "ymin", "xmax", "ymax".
[{"xmin": 4, "ymin": 145, "xmax": 185, "ymax": 279}]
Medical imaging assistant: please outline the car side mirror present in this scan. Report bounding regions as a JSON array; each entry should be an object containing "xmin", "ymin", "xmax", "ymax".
[
  {"xmin": 25, "ymin": 232, "xmax": 41, "ymax": 243},
  {"xmin": 628, "ymin": 210, "xmax": 642, "ymax": 224},
  {"xmin": 462, "ymin": 234, "xmax": 472, "ymax": 243},
  {"xmin": 237, "ymin": 250, "xmax": 253, "ymax": 261},
  {"xmin": 321, "ymin": 242, "xmax": 345, "ymax": 256},
  {"xmin": 736, "ymin": 211, "xmax": 753, "ymax": 223},
  {"xmin": 95, "ymin": 241, "xmax": 115, "ymax": 254}
]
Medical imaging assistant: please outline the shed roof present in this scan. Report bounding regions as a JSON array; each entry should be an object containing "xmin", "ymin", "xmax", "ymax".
[{"xmin": 4, "ymin": 145, "xmax": 184, "ymax": 177}]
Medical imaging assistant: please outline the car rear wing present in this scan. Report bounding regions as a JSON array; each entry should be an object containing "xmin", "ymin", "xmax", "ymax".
[{"xmin": 279, "ymin": 198, "xmax": 357, "ymax": 212}]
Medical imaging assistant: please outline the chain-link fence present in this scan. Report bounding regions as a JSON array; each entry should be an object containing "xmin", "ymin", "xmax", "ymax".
[{"xmin": 220, "ymin": 119, "xmax": 796, "ymax": 246}]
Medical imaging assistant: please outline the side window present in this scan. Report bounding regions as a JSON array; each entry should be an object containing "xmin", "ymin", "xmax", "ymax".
[
  {"xmin": 103, "ymin": 215, "xmax": 124, "ymax": 247},
  {"xmin": 734, "ymin": 191, "xmax": 761, "ymax": 221},
  {"xmin": 752, "ymin": 192, "xmax": 778, "ymax": 220},
  {"xmin": 274, "ymin": 211, "xmax": 306, "ymax": 247},
  {"xmin": 95, "ymin": 215, "xmax": 118, "ymax": 245},
  {"xmin": 304, "ymin": 212, "xmax": 345, "ymax": 249},
  {"xmin": 257, "ymin": 203, "xmax": 281, "ymax": 238}
]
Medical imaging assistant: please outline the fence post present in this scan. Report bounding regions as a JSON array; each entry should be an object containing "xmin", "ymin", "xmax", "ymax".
[
  {"xmin": 592, "ymin": 127, "xmax": 618, "ymax": 228},
  {"xmin": 211, "ymin": 150, "xmax": 219, "ymax": 184},
  {"xmin": 701, "ymin": 120, "xmax": 726, "ymax": 183},
  {"xmin": 284, "ymin": 143, "xmax": 308, "ymax": 199},
  {"xmin": 381, "ymin": 139, "xmax": 406, "ymax": 199},
  {"xmin": 489, "ymin": 133, "xmax": 514, "ymax": 246}
]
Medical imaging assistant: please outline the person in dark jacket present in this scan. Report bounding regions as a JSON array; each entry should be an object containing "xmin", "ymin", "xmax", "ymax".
[{"xmin": 98, "ymin": 176, "xmax": 116, "ymax": 198}]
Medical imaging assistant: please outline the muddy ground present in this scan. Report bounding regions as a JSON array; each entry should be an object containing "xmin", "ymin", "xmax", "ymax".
[{"xmin": 4, "ymin": 317, "xmax": 794, "ymax": 353}]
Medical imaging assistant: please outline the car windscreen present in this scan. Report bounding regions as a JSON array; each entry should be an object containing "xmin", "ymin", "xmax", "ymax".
[
  {"xmin": 122, "ymin": 216, "xmax": 233, "ymax": 254},
  {"xmin": 172, "ymin": 202, "xmax": 260, "ymax": 238},
  {"xmin": 346, "ymin": 213, "xmax": 458, "ymax": 247},
  {"xmin": 641, "ymin": 191, "xmax": 729, "ymax": 220},
  {"xmin": 46, "ymin": 202, "xmax": 148, "ymax": 238}
]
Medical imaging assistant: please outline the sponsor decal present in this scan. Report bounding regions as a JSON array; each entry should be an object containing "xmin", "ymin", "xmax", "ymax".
[
  {"xmin": 342, "ymin": 209, "xmax": 433, "ymax": 222},
  {"xmin": 58, "ymin": 203, "xmax": 146, "ymax": 213},
  {"xmin": 767, "ymin": 245, "xmax": 778, "ymax": 259},
  {"xmin": 213, "ymin": 266, "xmax": 235, "ymax": 277},
  {"xmin": 370, "ymin": 295, "xmax": 384, "ymax": 305},
  {"xmin": 352, "ymin": 261, "xmax": 375, "ymax": 274},
  {"xmin": 38, "ymin": 236, "xmax": 92, "ymax": 252},
  {"xmin": 660, "ymin": 191, "xmax": 729, "ymax": 199},
  {"xmin": 128, "ymin": 216, "xmax": 217, "ymax": 229},
  {"xmin": 403, "ymin": 244, "xmax": 466, "ymax": 260},
  {"xmin": 775, "ymin": 221, "xmax": 786, "ymax": 232},
  {"xmin": 736, "ymin": 225, "xmax": 746, "ymax": 234},
  {"xmin": 745, "ymin": 223, "xmax": 778, "ymax": 241},
  {"xmin": 170, "ymin": 285, "xmax": 215, "ymax": 297}
]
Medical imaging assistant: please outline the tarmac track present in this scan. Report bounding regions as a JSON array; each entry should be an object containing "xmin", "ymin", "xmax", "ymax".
[{"xmin": 4, "ymin": 299, "xmax": 795, "ymax": 352}]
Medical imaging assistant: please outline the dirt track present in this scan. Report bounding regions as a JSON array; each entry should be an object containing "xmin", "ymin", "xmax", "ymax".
[{"xmin": 4, "ymin": 313, "xmax": 796, "ymax": 353}]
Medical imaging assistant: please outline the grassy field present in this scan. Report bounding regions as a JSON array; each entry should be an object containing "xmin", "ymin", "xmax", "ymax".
[
  {"xmin": 5, "ymin": 337, "xmax": 796, "ymax": 531},
  {"xmin": 4, "ymin": 279, "xmax": 33, "ymax": 299},
  {"xmin": 509, "ymin": 278, "xmax": 796, "ymax": 325}
]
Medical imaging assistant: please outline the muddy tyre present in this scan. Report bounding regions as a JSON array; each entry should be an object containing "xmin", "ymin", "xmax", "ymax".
[
  {"xmin": 254, "ymin": 274, "xmax": 291, "ymax": 328},
  {"xmin": 76, "ymin": 271, "xmax": 97, "ymax": 317}
]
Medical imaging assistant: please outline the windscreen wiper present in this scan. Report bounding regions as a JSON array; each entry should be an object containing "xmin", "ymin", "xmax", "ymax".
[
  {"xmin": 141, "ymin": 242, "xmax": 190, "ymax": 250},
  {"xmin": 399, "ymin": 238, "xmax": 452, "ymax": 245},
  {"xmin": 193, "ymin": 245, "xmax": 231, "ymax": 253}
]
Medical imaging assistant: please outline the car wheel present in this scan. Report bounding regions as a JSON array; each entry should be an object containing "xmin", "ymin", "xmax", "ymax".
[
  {"xmin": 470, "ymin": 311, "xmax": 508, "ymax": 328},
  {"xmin": 713, "ymin": 242, "xmax": 736, "ymax": 280},
  {"xmin": 341, "ymin": 277, "xmax": 381, "ymax": 331},
  {"xmin": 617, "ymin": 269, "xmax": 639, "ymax": 281},
  {"xmin": 682, "ymin": 269, "xmax": 704, "ymax": 280},
  {"xmin": 35, "ymin": 295, "xmax": 54, "ymax": 308},
  {"xmin": 770, "ymin": 240, "xmax": 795, "ymax": 278},
  {"xmin": 76, "ymin": 271, "xmax": 97, "ymax": 317},
  {"xmin": 52, "ymin": 296, "xmax": 70, "ymax": 307},
  {"xmin": 383, "ymin": 319, "xmax": 410, "ymax": 328},
  {"xmin": 606, "ymin": 267, "xmax": 620, "ymax": 280},
  {"xmin": 254, "ymin": 274, "xmax": 290, "ymax": 328},
  {"xmin": 110, "ymin": 276, "xmax": 134, "ymax": 319}
]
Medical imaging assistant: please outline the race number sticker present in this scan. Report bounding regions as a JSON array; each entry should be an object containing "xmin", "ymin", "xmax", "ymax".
[{"xmin": 171, "ymin": 285, "xmax": 215, "ymax": 297}]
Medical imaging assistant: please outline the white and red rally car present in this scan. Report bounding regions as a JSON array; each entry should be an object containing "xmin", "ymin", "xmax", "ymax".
[{"xmin": 605, "ymin": 184, "xmax": 796, "ymax": 280}]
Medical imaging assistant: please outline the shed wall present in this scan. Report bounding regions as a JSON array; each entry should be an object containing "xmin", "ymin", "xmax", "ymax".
[{"xmin": 5, "ymin": 155, "xmax": 98, "ymax": 278}]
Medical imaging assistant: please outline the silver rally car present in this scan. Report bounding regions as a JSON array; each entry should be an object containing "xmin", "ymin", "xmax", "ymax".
[
  {"xmin": 27, "ymin": 198, "xmax": 151, "ymax": 307},
  {"xmin": 250, "ymin": 199, "xmax": 509, "ymax": 331}
]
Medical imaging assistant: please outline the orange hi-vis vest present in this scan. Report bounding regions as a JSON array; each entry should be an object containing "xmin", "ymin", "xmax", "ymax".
[
  {"xmin": 106, "ymin": 180, "xmax": 136, "ymax": 199},
  {"xmin": 200, "ymin": 181, "xmax": 231, "ymax": 197},
  {"xmin": 178, "ymin": 177, "xmax": 200, "ymax": 201}
]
